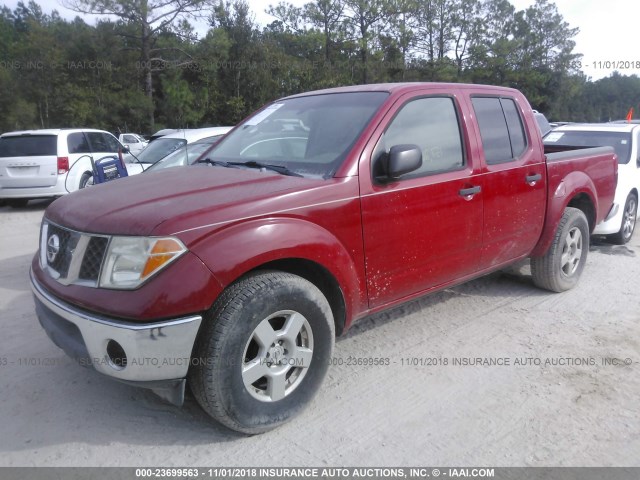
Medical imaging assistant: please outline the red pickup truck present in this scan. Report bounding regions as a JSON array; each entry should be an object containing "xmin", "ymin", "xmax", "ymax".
[{"xmin": 31, "ymin": 83, "xmax": 617, "ymax": 434}]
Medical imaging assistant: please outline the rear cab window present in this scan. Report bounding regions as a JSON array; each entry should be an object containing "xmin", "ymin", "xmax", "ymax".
[{"xmin": 0, "ymin": 135, "xmax": 57, "ymax": 157}]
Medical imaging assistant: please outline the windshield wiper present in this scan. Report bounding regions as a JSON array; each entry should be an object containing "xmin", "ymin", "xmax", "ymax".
[
  {"xmin": 195, "ymin": 158, "xmax": 242, "ymax": 169},
  {"xmin": 229, "ymin": 161, "xmax": 303, "ymax": 177}
]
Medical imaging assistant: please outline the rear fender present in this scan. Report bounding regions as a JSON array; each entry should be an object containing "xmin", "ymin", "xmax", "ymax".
[{"xmin": 531, "ymin": 171, "xmax": 598, "ymax": 257}]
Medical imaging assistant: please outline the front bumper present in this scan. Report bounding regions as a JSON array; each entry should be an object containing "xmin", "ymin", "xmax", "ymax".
[{"xmin": 31, "ymin": 270, "xmax": 202, "ymax": 402}]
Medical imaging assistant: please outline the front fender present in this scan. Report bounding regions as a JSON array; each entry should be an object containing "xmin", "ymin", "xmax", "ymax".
[
  {"xmin": 531, "ymin": 171, "xmax": 598, "ymax": 257},
  {"xmin": 188, "ymin": 217, "xmax": 367, "ymax": 322}
]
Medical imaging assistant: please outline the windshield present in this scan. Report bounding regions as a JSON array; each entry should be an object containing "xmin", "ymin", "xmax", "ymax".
[
  {"xmin": 0, "ymin": 135, "xmax": 57, "ymax": 157},
  {"xmin": 133, "ymin": 137, "xmax": 187, "ymax": 165},
  {"xmin": 145, "ymin": 138, "xmax": 222, "ymax": 172},
  {"xmin": 544, "ymin": 130, "xmax": 632, "ymax": 164},
  {"xmin": 207, "ymin": 92, "xmax": 389, "ymax": 178}
]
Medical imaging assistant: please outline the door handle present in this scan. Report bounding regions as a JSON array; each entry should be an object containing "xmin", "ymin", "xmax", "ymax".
[
  {"xmin": 526, "ymin": 173, "xmax": 542, "ymax": 183},
  {"xmin": 459, "ymin": 186, "xmax": 481, "ymax": 197}
]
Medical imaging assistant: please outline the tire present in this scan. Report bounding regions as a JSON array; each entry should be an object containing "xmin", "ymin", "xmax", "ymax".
[
  {"xmin": 79, "ymin": 172, "xmax": 94, "ymax": 189},
  {"xmin": 189, "ymin": 271, "xmax": 335, "ymax": 434},
  {"xmin": 6, "ymin": 199, "xmax": 29, "ymax": 208},
  {"xmin": 531, "ymin": 207, "xmax": 589, "ymax": 293},
  {"xmin": 609, "ymin": 193, "xmax": 637, "ymax": 245}
]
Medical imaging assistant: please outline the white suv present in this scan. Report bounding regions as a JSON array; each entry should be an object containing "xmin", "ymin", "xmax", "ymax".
[{"xmin": 0, "ymin": 129, "xmax": 124, "ymax": 206}]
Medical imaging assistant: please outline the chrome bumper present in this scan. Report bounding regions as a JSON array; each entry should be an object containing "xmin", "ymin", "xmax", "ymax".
[{"xmin": 31, "ymin": 270, "xmax": 202, "ymax": 384}]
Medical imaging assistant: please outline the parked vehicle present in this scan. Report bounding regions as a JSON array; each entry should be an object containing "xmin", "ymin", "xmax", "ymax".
[
  {"xmin": 532, "ymin": 110, "xmax": 552, "ymax": 136},
  {"xmin": 125, "ymin": 127, "xmax": 232, "ymax": 175},
  {"xmin": 148, "ymin": 128, "xmax": 179, "ymax": 143},
  {"xmin": 144, "ymin": 131, "xmax": 231, "ymax": 173},
  {"xmin": 0, "ymin": 129, "xmax": 125, "ymax": 206},
  {"xmin": 118, "ymin": 133, "xmax": 148, "ymax": 155},
  {"xmin": 544, "ymin": 123, "xmax": 639, "ymax": 243},
  {"xmin": 31, "ymin": 83, "xmax": 617, "ymax": 433}
]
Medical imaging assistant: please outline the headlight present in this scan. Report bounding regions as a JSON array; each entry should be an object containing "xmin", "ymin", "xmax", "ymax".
[{"xmin": 99, "ymin": 236, "xmax": 187, "ymax": 289}]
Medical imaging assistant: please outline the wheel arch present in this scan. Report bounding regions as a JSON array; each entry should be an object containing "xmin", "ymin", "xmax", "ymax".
[
  {"xmin": 248, "ymin": 258, "xmax": 347, "ymax": 336},
  {"xmin": 567, "ymin": 192, "xmax": 596, "ymax": 232},
  {"xmin": 531, "ymin": 175, "xmax": 598, "ymax": 258},
  {"xmin": 189, "ymin": 217, "xmax": 365, "ymax": 336}
]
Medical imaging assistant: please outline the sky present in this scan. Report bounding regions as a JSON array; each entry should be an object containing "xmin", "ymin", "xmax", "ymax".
[{"xmin": 2, "ymin": 0, "xmax": 637, "ymax": 81}]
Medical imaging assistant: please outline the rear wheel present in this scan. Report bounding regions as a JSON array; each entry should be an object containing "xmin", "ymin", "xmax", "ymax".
[
  {"xmin": 609, "ymin": 193, "xmax": 637, "ymax": 245},
  {"xmin": 189, "ymin": 271, "xmax": 335, "ymax": 434},
  {"xmin": 79, "ymin": 171, "xmax": 94, "ymax": 189},
  {"xmin": 531, "ymin": 207, "xmax": 589, "ymax": 292}
]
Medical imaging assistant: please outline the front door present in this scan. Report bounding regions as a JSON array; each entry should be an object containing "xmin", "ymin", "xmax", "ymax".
[{"xmin": 360, "ymin": 94, "xmax": 484, "ymax": 308}]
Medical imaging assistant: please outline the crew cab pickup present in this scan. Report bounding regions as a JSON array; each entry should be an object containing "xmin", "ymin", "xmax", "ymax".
[{"xmin": 31, "ymin": 83, "xmax": 617, "ymax": 434}]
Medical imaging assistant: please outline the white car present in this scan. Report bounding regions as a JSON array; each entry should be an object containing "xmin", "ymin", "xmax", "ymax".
[
  {"xmin": 0, "ymin": 128, "xmax": 126, "ymax": 207},
  {"xmin": 125, "ymin": 127, "xmax": 232, "ymax": 174},
  {"xmin": 118, "ymin": 133, "xmax": 148, "ymax": 155},
  {"xmin": 544, "ymin": 123, "xmax": 639, "ymax": 243}
]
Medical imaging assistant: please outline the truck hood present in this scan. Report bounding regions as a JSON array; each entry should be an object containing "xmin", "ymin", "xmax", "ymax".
[{"xmin": 46, "ymin": 166, "xmax": 326, "ymax": 237}]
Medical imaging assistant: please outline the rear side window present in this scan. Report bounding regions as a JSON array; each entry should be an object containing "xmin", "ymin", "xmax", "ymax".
[
  {"xmin": 472, "ymin": 97, "xmax": 527, "ymax": 164},
  {"xmin": 122, "ymin": 134, "xmax": 138, "ymax": 143},
  {"xmin": 67, "ymin": 133, "xmax": 91, "ymax": 154},
  {"xmin": 0, "ymin": 135, "xmax": 57, "ymax": 157}
]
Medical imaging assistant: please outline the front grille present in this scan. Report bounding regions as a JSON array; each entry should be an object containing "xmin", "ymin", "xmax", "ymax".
[
  {"xmin": 46, "ymin": 224, "xmax": 79, "ymax": 277},
  {"xmin": 41, "ymin": 220, "xmax": 109, "ymax": 287},
  {"xmin": 79, "ymin": 236, "xmax": 109, "ymax": 281}
]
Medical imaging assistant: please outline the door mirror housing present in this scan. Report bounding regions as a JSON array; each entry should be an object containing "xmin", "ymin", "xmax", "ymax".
[{"xmin": 386, "ymin": 144, "xmax": 422, "ymax": 180}]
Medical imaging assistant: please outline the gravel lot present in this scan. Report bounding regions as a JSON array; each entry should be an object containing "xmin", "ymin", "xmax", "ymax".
[{"xmin": 1, "ymin": 199, "xmax": 638, "ymax": 467}]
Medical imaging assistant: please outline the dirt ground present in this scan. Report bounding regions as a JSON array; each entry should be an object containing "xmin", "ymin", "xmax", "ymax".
[{"xmin": 1, "ymin": 199, "xmax": 638, "ymax": 467}]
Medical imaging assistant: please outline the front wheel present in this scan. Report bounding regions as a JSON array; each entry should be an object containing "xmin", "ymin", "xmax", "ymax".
[
  {"xmin": 609, "ymin": 193, "xmax": 637, "ymax": 245},
  {"xmin": 189, "ymin": 271, "xmax": 335, "ymax": 434},
  {"xmin": 531, "ymin": 207, "xmax": 589, "ymax": 292}
]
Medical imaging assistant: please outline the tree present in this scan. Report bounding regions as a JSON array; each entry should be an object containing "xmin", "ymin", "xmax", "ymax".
[
  {"xmin": 342, "ymin": 0, "xmax": 391, "ymax": 83},
  {"xmin": 303, "ymin": 0, "xmax": 344, "ymax": 62},
  {"xmin": 62, "ymin": 0, "xmax": 208, "ymax": 128}
]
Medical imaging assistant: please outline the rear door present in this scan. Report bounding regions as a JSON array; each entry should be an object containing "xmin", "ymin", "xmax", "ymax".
[
  {"xmin": 360, "ymin": 91, "xmax": 484, "ymax": 308},
  {"xmin": 0, "ymin": 134, "xmax": 58, "ymax": 188},
  {"xmin": 470, "ymin": 96, "xmax": 546, "ymax": 267}
]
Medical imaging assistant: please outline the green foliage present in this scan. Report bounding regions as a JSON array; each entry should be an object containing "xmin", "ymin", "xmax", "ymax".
[{"xmin": 0, "ymin": 0, "xmax": 638, "ymax": 135}]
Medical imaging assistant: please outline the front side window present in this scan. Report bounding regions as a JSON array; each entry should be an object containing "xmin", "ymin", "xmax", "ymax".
[
  {"xmin": 86, "ymin": 132, "xmax": 119, "ymax": 153},
  {"xmin": 373, "ymin": 96, "xmax": 465, "ymax": 180},
  {"xmin": 472, "ymin": 97, "xmax": 527, "ymax": 164},
  {"xmin": 209, "ymin": 92, "xmax": 389, "ymax": 178}
]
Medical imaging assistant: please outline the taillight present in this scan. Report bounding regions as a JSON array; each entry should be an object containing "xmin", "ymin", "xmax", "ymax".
[{"xmin": 57, "ymin": 156, "xmax": 69, "ymax": 174}]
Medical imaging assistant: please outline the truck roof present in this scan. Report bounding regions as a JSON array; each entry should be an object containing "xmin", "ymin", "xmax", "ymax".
[{"xmin": 283, "ymin": 82, "xmax": 522, "ymax": 100}]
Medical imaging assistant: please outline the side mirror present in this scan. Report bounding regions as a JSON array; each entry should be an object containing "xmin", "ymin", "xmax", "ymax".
[
  {"xmin": 387, "ymin": 144, "xmax": 422, "ymax": 180},
  {"xmin": 121, "ymin": 146, "xmax": 130, "ymax": 154}
]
